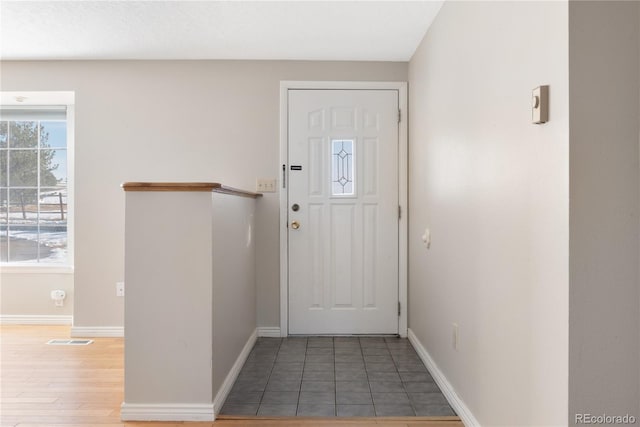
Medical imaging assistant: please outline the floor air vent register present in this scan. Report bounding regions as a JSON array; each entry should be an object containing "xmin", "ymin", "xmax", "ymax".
[{"xmin": 46, "ymin": 339, "xmax": 94, "ymax": 345}]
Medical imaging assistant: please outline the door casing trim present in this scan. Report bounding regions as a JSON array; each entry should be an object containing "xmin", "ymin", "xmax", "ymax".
[{"xmin": 279, "ymin": 81, "xmax": 408, "ymax": 337}]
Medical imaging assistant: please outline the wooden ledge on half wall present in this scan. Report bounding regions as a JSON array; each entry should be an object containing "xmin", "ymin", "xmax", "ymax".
[{"xmin": 121, "ymin": 182, "xmax": 263, "ymax": 199}]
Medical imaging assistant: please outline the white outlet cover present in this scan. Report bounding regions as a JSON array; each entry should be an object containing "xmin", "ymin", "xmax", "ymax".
[
  {"xmin": 116, "ymin": 282, "xmax": 125, "ymax": 296},
  {"xmin": 50, "ymin": 289, "xmax": 66, "ymax": 300}
]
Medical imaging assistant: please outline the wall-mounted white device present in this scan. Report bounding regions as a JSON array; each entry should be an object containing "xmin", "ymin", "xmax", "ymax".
[
  {"xmin": 50, "ymin": 289, "xmax": 66, "ymax": 307},
  {"xmin": 532, "ymin": 85, "xmax": 549, "ymax": 124},
  {"xmin": 422, "ymin": 228, "xmax": 431, "ymax": 249}
]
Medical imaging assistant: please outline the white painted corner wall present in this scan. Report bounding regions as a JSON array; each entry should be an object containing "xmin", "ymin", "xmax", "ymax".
[
  {"xmin": 409, "ymin": 1, "xmax": 640, "ymax": 425},
  {"xmin": 122, "ymin": 189, "xmax": 260, "ymax": 421},
  {"xmin": 123, "ymin": 191, "xmax": 214, "ymax": 408},
  {"xmin": 408, "ymin": 2, "xmax": 569, "ymax": 425}
]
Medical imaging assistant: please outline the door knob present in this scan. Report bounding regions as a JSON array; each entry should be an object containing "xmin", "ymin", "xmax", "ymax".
[{"xmin": 291, "ymin": 220, "xmax": 300, "ymax": 230}]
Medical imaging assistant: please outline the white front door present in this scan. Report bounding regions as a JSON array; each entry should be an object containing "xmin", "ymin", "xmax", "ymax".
[{"xmin": 287, "ymin": 89, "xmax": 399, "ymax": 335}]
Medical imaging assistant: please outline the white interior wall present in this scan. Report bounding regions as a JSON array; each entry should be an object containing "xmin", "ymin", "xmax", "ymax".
[
  {"xmin": 568, "ymin": 2, "xmax": 640, "ymax": 422},
  {"xmin": 0, "ymin": 273, "xmax": 73, "ymax": 317},
  {"xmin": 124, "ymin": 191, "xmax": 213, "ymax": 405},
  {"xmin": 0, "ymin": 60, "xmax": 407, "ymax": 328},
  {"xmin": 408, "ymin": 2, "xmax": 569, "ymax": 425},
  {"xmin": 212, "ymin": 192, "xmax": 257, "ymax": 395},
  {"xmin": 122, "ymin": 189, "xmax": 258, "ymax": 419}
]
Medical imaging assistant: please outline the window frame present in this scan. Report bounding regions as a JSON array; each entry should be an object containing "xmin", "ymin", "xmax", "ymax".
[{"xmin": 0, "ymin": 91, "xmax": 74, "ymax": 272}]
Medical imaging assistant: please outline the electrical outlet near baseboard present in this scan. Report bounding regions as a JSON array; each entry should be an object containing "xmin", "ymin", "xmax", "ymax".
[
  {"xmin": 116, "ymin": 282, "xmax": 125, "ymax": 297},
  {"xmin": 453, "ymin": 323, "xmax": 459, "ymax": 351}
]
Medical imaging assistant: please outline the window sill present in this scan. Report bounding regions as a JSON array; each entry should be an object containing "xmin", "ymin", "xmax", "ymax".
[{"xmin": 0, "ymin": 265, "xmax": 74, "ymax": 275}]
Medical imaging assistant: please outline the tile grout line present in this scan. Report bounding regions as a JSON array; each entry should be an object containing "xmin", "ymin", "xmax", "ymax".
[
  {"xmin": 361, "ymin": 337, "xmax": 377, "ymax": 417},
  {"xmin": 294, "ymin": 337, "xmax": 308, "ymax": 415},
  {"xmin": 389, "ymin": 337, "xmax": 417, "ymax": 416},
  {"xmin": 332, "ymin": 337, "xmax": 337, "ymax": 416},
  {"xmin": 256, "ymin": 337, "xmax": 282, "ymax": 416}
]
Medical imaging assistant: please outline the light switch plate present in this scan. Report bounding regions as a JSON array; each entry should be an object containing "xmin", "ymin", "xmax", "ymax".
[
  {"xmin": 256, "ymin": 178, "xmax": 276, "ymax": 193},
  {"xmin": 532, "ymin": 85, "xmax": 549, "ymax": 124}
]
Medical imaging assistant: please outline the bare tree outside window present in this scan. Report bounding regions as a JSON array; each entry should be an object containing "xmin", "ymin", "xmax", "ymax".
[{"xmin": 0, "ymin": 119, "xmax": 68, "ymax": 263}]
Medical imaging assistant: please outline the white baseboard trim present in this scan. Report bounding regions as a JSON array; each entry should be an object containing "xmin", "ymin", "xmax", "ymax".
[
  {"xmin": 120, "ymin": 403, "xmax": 214, "ymax": 422},
  {"xmin": 70, "ymin": 326, "xmax": 124, "ymax": 337},
  {"xmin": 213, "ymin": 327, "xmax": 258, "ymax": 417},
  {"xmin": 119, "ymin": 328, "xmax": 257, "ymax": 422},
  {"xmin": 408, "ymin": 328, "xmax": 480, "ymax": 427},
  {"xmin": 257, "ymin": 326, "xmax": 281, "ymax": 337},
  {"xmin": 0, "ymin": 314, "xmax": 72, "ymax": 325}
]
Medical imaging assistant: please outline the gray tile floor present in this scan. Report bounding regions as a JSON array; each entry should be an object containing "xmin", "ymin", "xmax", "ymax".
[{"xmin": 220, "ymin": 336, "xmax": 456, "ymax": 417}]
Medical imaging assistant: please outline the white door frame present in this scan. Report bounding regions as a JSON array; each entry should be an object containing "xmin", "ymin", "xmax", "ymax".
[{"xmin": 279, "ymin": 81, "xmax": 408, "ymax": 337}]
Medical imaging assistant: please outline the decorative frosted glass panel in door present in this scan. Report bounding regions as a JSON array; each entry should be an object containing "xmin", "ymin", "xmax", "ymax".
[{"xmin": 331, "ymin": 139, "xmax": 354, "ymax": 195}]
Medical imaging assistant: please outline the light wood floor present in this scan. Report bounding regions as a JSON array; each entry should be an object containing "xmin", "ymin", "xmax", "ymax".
[{"xmin": 0, "ymin": 326, "xmax": 463, "ymax": 427}]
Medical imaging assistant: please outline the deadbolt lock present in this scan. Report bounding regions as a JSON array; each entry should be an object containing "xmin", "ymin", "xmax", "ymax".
[
  {"xmin": 291, "ymin": 220, "xmax": 300, "ymax": 230},
  {"xmin": 292, "ymin": 203, "xmax": 300, "ymax": 212}
]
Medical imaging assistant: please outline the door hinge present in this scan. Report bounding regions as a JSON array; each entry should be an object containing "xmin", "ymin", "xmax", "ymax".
[
  {"xmin": 398, "ymin": 205, "xmax": 402, "ymax": 219},
  {"xmin": 398, "ymin": 301, "xmax": 401, "ymax": 316},
  {"xmin": 398, "ymin": 109, "xmax": 401, "ymax": 123}
]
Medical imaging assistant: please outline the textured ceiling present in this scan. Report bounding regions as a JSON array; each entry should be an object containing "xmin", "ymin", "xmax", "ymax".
[{"xmin": 0, "ymin": 1, "xmax": 443, "ymax": 61}]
